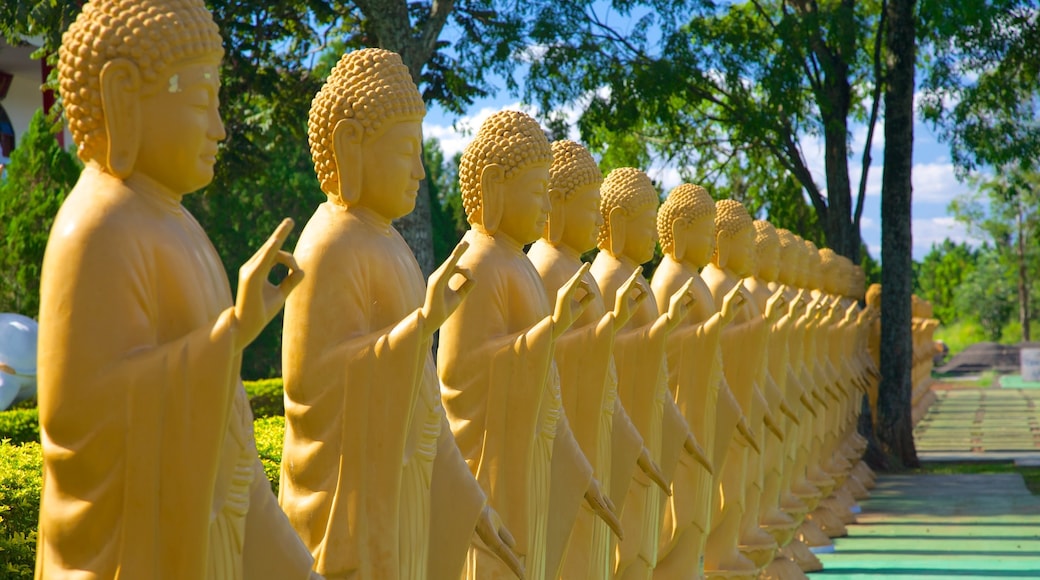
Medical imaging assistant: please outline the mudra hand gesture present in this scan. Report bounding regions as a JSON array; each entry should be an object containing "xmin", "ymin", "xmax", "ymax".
[
  {"xmin": 552, "ymin": 263, "xmax": 595, "ymax": 339},
  {"xmin": 233, "ymin": 218, "xmax": 304, "ymax": 352},
  {"xmin": 422, "ymin": 241, "xmax": 475, "ymax": 337}
]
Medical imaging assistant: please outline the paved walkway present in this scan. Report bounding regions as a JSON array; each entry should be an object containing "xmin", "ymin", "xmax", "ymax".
[
  {"xmin": 914, "ymin": 388, "xmax": 1040, "ymax": 462},
  {"xmin": 809, "ymin": 387, "xmax": 1040, "ymax": 579}
]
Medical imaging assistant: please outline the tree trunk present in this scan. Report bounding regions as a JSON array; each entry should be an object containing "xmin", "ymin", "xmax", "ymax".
[
  {"xmin": 876, "ymin": 0, "xmax": 920, "ymax": 469},
  {"xmin": 1018, "ymin": 204, "xmax": 1030, "ymax": 341}
]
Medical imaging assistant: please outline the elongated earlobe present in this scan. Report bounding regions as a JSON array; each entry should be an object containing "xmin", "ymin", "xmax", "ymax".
[
  {"xmin": 332, "ymin": 118, "xmax": 365, "ymax": 205},
  {"xmin": 607, "ymin": 206, "xmax": 626, "ymax": 257},
  {"xmin": 546, "ymin": 190, "xmax": 567, "ymax": 243},
  {"xmin": 671, "ymin": 218, "xmax": 686, "ymax": 261},
  {"xmin": 99, "ymin": 59, "xmax": 142, "ymax": 179},
  {"xmin": 479, "ymin": 164, "xmax": 505, "ymax": 234}
]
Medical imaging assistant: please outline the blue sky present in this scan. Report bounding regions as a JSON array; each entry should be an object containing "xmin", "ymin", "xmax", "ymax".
[{"xmin": 420, "ymin": 8, "xmax": 982, "ymax": 263}]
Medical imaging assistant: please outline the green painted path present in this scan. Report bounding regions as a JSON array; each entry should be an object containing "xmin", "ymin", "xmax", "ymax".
[
  {"xmin": 809, "ymin": 388, "xmax": 1040, "ymax": 579},
  {"xmin": 811, "ymin": 473, "xmax": 1040, "ymax": 579}
]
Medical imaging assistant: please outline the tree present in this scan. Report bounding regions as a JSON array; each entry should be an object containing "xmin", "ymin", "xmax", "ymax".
[
  {"xmin": 949, "ymin": 165, "xmax": 1040, "ymax": 341},
  {"xmin": 952, "ymin": 249, "xmax": 1016, "ymax": 341},
  {"xmin": 918, "ymin": 0, "xmax": 1040, "ymax": 173},
  {"xmin": 914, "ymin": 239, "xmax": 979, "ymax": 325},
  {"xmin": 0, "ymin": 110, "xmax": 80, "ymax": 317},
  {"xmin": 521, "ymin": 0, "xmax": 885, "ymax": 261},
  {"xmin": 876, "ymin": 0, "xmax": 919, "ymax": 469}
]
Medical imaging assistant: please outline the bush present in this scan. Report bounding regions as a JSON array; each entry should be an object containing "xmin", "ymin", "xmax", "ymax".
[
  {"xmin": 0, "ymin": 440, "xmax": 42, "ymax": 578},
  {"xmin": 0, "ymin": 409, "xmax": 39, "ymax": 445},
  {"xmin": 252, "ymin": 415, "xmax": 285, "ymax": 495},
  {"xmin": 244, "ymin": 378, "xmax": 284, "ymax": 419}
]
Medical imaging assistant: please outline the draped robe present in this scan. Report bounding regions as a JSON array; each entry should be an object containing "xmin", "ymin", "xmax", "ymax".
[
  {"xmin": 592, "ymin": 253, "xmax": 687, "ymax": 579},
  {"xmin": 280, "ymin": 202, "xmax": 485, "ymax": 579},
  {"xmin": 439, "ymin": 230, "xmax": 571, "ymax": 580},
  {"xmin": 528, "ymin": 240, "xmax": 644, "ymax": 579},
  {"xmin": 35, "ymin": 166, "xmax": 315, "ymax": 579}
]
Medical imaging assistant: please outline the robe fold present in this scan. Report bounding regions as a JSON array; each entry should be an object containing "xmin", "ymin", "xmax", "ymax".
[
  {"xmin": 280, "ymin": 203, "xmax": 484, "ymax": 579},
  {"xmin": 36, "ymin": 166, "xmax": 314, "ymax": 579},
  {"xmin": 439, "ymin": 230, "xmax": 567, "ymax": 580}
]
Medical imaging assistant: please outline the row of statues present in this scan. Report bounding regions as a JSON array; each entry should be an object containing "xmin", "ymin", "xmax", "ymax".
[{"xmin": 34, "ymin": 0, "xmax": 884, "ymax": 578}]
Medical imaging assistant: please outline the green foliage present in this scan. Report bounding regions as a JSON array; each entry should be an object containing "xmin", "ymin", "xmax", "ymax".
[
  {"xmin": 0, "ymin": 409, "xmax": 39, "ymax": 446},
  {"xmin": 0, "ymin": 441, "xmax": 42, "ymax": 578},
  {"xmin": 918, "ymin": 0, "xmax": 1040, "ymax": 172},
  {"xmin": 243, "ymin": 378, "xmax": 285, "ymax": 419},
  {"xmin": 0, "ymin": 110, "xmax": 80, "ymax": 317},
  {"xmin": 933, "ymin": 319, "xmax": 988, "ymax": 358},
  {"xmin": 522, "ymin": 0, "xmax": 881, "ymax": 260},
  {"xmin": 953, "ymin": 251, "xmax": 1016, "ymax": 341},
  {"xmin": 914, "ymin": 239, "xmax": 979, "ymax": 324},
  {"xmin": 252, "ymin": 415, "xmax": 285, "ymax": 495},
  {"xmin": 424, "ymin": 139, "xmax": 466, "ymax": 264}
]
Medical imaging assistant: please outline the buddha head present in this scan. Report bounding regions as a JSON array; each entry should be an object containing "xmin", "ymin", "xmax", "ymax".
[
  {"xmin": 803, "ymin": 240, "xmax": 823, "ymax": 291},
  {"xmin": 847, "ymin": 265, "xmax": 866, "ymax": 301},
  {"xmin": 459, "ymin": 110, "xmax": 553, "ymax": 245},
  {"xmin": 865, "ymin": 283, "xmax": 881, "ymax": 309},
  {"xmin": 308, "ymin": 49, "xmax": 426, "ymax": 216},
  {"xmin": 817, "ymin": 248, "xmax": 842, "ymax": 295},
  {"xmin": 712, "ymin": 199, "xmax": 755, "ymax": 277},
  {"xmin": 658, "ymin": 183, "xmax": 716, "ymax": 268},
  {"xmin": 59, "ymin": 0, "xmax": 225, "ymax": 193},
  {"xmin": 752, "ymin": 220, "xmax": 781, "ymax": 282},
  {"xmin": 775, "ymin": 228, "xmax": 801, "ymax": 287},
  {"xmin": 544, "ymin": 140, "xmax": 603, "ymax": 254},
  {"xmin": 597, "ymin": 167, "xmax": 660, "ymax": 264}
]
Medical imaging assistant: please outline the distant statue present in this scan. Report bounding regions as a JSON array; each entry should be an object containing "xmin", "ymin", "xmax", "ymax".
[
  {"xmin": 278, "ymin": 49, "xmax": 521, "ymax": 580},
  {"xmin": 527, "ymin": 140, "xmax": 663, "ymax": 579},
  {"xmin": 590, "ymin": 167, "xmax": 709, "ymax": 578},
  {"xmin": 650, "ymin": 184, "xmax": 752, "ymax": 579},
  {"xmin": 700, "ymin": 200, "xmax": 782, "ymax": 575},
  {"xmin": 0, "ymin": 313, "xmax": 37, "ymax": 410},
  {"xmin": 36, "ymin": 0, "xmax": 315, "ymax": 577},
  {"xmin": 438, "ymin": 110, "xmax": 597, "ymax": 580}
]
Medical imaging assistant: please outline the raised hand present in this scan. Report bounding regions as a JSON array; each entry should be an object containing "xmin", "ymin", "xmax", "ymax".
[
  {"xmin": 612, "ymin": 266, "xmax": 647, "ymax": 330},
  {"xmin": 552, "ymin": 263, "xmax": 594, "ymax": 339},
  {"xmin": 475, "ymin": 505, "xmax": 525, "ymax": 579},
  {"xmin": 233, "ymin": 218, "xmax": 304, "ymax": 352},
  {"xmin": 719, "ymin": 281, "xmax": 749, "ymax": 325},
  {"xmin": 654, "ymin": 278, "xmax": 695, "ymax": 337},
  {"xmin": 421, "ymin": 241, "xmax": 474, "ymax": 336},
  {"xmin": 585, "ymin": 479, "xmax": 624, "ymax": 539},
  {"xmin": 637, "ymin": 447, "xmax": 671, "ymax": 495},
  {"xmin": 764, "ymin": 287, "xmax": 788, "ymax": 323}
]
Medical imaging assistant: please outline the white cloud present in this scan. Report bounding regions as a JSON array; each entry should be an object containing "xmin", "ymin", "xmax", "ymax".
[
  {"xmin": 423, "ymin": 101, "xmax": 532, "ymax": 158},
  {"xmin": 911, "ymin": 216, "xmax": 983, "ymax": 258},
  {"xmin": 911, "ymin": 160, "xmax": 969, "ymax": 204}
]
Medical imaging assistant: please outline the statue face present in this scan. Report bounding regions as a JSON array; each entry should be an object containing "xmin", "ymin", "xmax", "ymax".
[
  {"xmin": 681, "ymin": 213, "xmax": 715, "ymax": 267},
  {"xmin": 357, "ymin": 119, "xmax": 425, "ymax": 220},
  {"xmin": 135, "ymin": 60, "xmax": 224, "ymax": 195},
  {"xmin": 725, "ymin": 226, "xmax": 756, "ymax": 277},
  {"xmin": 623, "ymin": 204, "xmax": 658, "ymax": 264},
  {"xmin": 498, "ymin": 163, "xmax": 551, "ymax": 245},
  {"xmin": 757, "ymin": 240, "xmax": 781, "ymax": 281},
  {"xmin": 559, "ymin": 181, "xmax": 602, "ymax": 254}
]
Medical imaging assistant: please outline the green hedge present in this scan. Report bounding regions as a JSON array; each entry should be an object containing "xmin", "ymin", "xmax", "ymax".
[
  {"xmin": 0, "ymin": 441, "xmax": 42, "ymax": 578},
  {"xmin": 0, "ymin": 380, "xmax": 287, "ymax": 573},
  {"xmin": 0, "ymin": 409, "xmax": 40, "ymax": 446},
  {"xmin": 244, "ymin": 378, "xmax": 285, "ymax": 419}
]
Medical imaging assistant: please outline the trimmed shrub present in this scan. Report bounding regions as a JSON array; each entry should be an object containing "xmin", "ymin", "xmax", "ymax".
[
  {"xmin": 0, "ymin": 409, "xmax": 39, "ymax": 445},
  {"xmin": 0, "ymin": 440, "xmax": 42, "ymax": 578},
  {"xmin": 244, "ymin": 378, "xmax": 284, "ymax": 419},
  {"xmin": 252, "ymin": 415, "xmax": 285, "ymax": 495}
]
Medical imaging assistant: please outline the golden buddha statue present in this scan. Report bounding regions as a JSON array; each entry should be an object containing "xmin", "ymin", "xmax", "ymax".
[
  {"xmin": 37, "ymin": 0, "xmax": 315, "ymax": 577},
  {"xmin": 650, "ymin": 184, "xmax": 754, "ymax": 580},
  {"xmin": 279, "ymin": 49, "xmax": 521, "ymax": 580},
  {"xmin": 527, "ymin": 139, "xmax": 666, "ymax": 579},
  {"xmin": 438, "ymin": 110, "xmax": 603, "ymax": 580},
  {"xmin": 700, "ymin": 199, "xmax": 781, "ymax": 576},
  {"xmin": 590, "ymin": 167, "xmax": 711, "ymax": 579}
]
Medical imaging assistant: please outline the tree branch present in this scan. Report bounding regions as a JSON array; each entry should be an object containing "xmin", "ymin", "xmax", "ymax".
[{"xmin": 855, "ymin": 0, "xmax": 887, "ymax": 230}]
